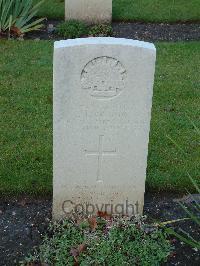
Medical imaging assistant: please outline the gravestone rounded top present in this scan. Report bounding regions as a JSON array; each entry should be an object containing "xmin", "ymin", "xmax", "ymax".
[{"xmin": 54, "ymin": 37, "xmax": 156, "ymax": 51}]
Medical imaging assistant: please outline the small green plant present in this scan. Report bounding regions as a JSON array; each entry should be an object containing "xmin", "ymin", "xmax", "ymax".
[
  {"xmin": 0, "ymin": 0, "xmax": 45, "ymax": 36},
  {"xmin": 22, "ymin": 216, "xmax": 172, "ymax": 265},
  {"xmin": 56, "ymin": 20, "xmax": 88, "ymax": 39},
  {"xmin": 165, "ymin": 173, "xmax": 200, "ymax": 250},
  {"xmin": 169, "ymin": 0, "xmax": 176, "ymax": 18},
  {"xmin": 89, "ymin": 24, "xmax": 113, "ymax": 37}
]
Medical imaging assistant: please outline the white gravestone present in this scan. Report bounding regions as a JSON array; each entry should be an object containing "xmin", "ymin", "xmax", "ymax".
[
  {"xmin": 65, "ymin": 0, "xmax": 112, "ymax": 24},
  {"xmin": 53, "ymin": 38, "xmax": 156, "ymax": 219}
]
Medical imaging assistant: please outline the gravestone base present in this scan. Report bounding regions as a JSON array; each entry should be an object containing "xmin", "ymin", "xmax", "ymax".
[
  {"xmin": 65, "ymin": 0, "xmax": 112, "ymax": 24},
  {"xmin": 53, "ymin": 185, "xmax": 144, "ymax": 220}
]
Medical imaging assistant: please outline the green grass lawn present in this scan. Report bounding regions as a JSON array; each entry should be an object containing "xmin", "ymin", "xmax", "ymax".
[
  {"xmin": 0, "ymin": 41, "xmax": 199, "ymax": 197},
  {"xmin": 35, "ymin": 0, "xmax": 200, "ymax": 22}
]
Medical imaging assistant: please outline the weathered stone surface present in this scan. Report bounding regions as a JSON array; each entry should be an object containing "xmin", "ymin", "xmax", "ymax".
[
  {"xmin": 53, "ymin": 38, "xmax": 156, "ymax": 219},
  {"xmin": 65, "ymin": 0, "xmax": 112, "ymax": 24}
]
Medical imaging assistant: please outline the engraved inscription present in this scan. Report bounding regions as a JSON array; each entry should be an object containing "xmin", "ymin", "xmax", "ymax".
[
  {"xmin": 81, "ymin": 56, "xmax": 126, "ymax": 99},
  {"xmin": 85, "ymin": 135, "xmax": 117, "ymax": 182}
]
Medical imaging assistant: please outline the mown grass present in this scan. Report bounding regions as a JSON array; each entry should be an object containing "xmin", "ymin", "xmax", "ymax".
[
  {"xmin": 0, "ymin": 40, "xmax": 53, "ymax": 196},
  {"xmin": 35, "ymin": 0, "xmax": 200, "ymax": 22},
  {"xmin": 0, "ymin": 41, "xmax": 199, "ymax": 196},
  {"xmin": 148, "ymin": 42, "xmax": 200, "ymax": 191}
]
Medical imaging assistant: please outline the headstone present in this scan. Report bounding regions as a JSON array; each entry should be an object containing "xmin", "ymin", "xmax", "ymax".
[
  {"xmin": 53, "ymin": 38, "xmax": 156, "ymax": 220},
  {"xmin": 65, "ymin": 0, "xmax": 112, "ymax": 24}
]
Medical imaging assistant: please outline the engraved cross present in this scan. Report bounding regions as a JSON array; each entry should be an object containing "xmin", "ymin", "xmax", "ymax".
[{"xmin": 85, "ymin": 135, "xmax": 117, "ymax": 182}]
